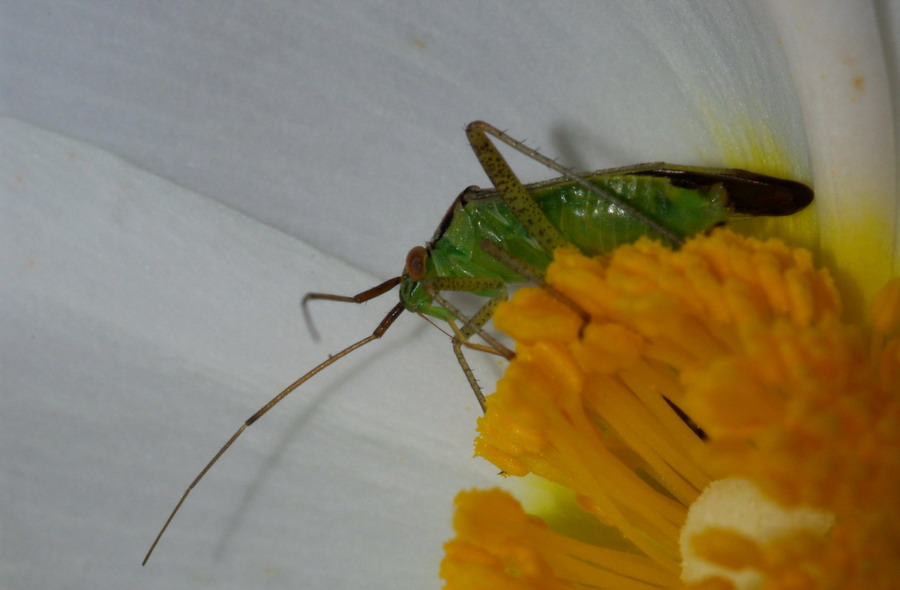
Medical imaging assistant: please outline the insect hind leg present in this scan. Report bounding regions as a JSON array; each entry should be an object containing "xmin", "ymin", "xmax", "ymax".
[{"xmin": 465, "ymin": 121, "xmax": 684, "ymax": 248}]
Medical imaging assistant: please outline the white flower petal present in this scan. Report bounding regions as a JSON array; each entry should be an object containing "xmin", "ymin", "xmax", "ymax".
[
  {"xmin": 0, "ymin": 118, "xmax": 498, "ymax": 588},
  {"xmin": 4, "ymin": 3, "xmax": 896, "ymax": 590},
  {"xmin": 4, "ymin": 2, "xmax": 813, "ymax": 277},
  {"xmin": 767, "ymin": 0, "xmax": 898, "ymax": 305}
]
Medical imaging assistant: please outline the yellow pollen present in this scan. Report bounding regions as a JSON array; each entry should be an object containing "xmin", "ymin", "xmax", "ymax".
[{"xmin": 441, "ymin": 229, "xmax": 900, "ymax": 590}]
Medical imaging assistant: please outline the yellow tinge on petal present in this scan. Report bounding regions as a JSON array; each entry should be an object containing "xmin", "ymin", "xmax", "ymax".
[
  {"xmin": 441, "ymin": 229, "xmax": 900, "ymax": 590},
  {"xmin": 768, "ymin": 0, "xmax": 899, "ymax": 314}
]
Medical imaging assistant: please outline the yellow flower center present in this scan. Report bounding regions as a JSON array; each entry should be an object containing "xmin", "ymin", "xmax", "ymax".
[{"xmin": 441, "ymin": 229, "xmax": 900, "ymax": 590}]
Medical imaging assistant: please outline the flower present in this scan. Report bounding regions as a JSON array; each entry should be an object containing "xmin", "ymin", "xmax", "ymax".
[
  {"xmin": 441, "ymin": 231, "xmax": 899, "ymax": 588},
  {"xmin": 5, "ymin": 2, "xmax": 896, "ymax": 589},
  {"xmin": 441, "ymin": 2, "xmax": 899, "ymax": 588}
]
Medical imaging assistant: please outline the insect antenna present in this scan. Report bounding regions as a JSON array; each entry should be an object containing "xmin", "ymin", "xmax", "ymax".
[{"xmin": 143, "ymin": 281, "xmax": 404, "ymax": 566}]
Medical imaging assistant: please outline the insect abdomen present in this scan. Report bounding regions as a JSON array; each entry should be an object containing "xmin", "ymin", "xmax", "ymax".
[{"xmin": 532, "ymin": 174, "xmax": 730, "ymax": 255}]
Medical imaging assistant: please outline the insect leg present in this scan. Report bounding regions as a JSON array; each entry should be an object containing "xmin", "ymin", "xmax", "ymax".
[
  {"xmin": 420, "ymin": 276, "xmax": 514, "ymax": 412},
  {"xmin": 464, "ymin": 122, "xmax": 567, "ymax": 253},
  {"xmin": 451, "ymin": 337, "xmax": 486, "ymax": 411},
  {"xmin": 420, "ymin": 276, "xmax": 513, "ymax": 357},
  {"xmin": 479, "ymin": 239, "xmax": 589, "ymax": 329},
  {"xmin": 466, "ymin": 121, "xmax": 684, "ymax": 248}
]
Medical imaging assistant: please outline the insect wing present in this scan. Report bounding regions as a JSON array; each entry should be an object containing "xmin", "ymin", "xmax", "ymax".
[{"xmin": 635, "ymin": 166, "xmax": 814, "ymax": 216}]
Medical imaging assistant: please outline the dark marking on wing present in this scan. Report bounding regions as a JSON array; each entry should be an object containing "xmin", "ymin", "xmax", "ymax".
[{"xmin": 637, "ymin": 168, "xmax": 813, "ymax": 216}]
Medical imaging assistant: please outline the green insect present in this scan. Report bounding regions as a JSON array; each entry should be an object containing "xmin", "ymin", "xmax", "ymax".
[{"xmin": 143, "ymin": 120, "xmax": 812, "ymax": 564}]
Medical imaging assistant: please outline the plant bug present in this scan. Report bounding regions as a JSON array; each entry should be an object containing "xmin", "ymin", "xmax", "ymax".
[{"xmin": 143, "ymin": 121, "xmax": 812, "ymax": 564}]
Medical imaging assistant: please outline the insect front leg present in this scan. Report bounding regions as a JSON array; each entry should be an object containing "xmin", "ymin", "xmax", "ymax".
[
  {"xmin": 479, "ymin": 239, "xmax": 589, "ymax": 330},
  {"xmin": 421, "ymin": 276, "xmax": 513, "ymax": 412}
]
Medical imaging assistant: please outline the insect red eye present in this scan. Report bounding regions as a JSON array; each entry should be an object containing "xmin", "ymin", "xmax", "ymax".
[{"xmin": 405, "ymin": 246, "xmax": 427, "ymax": 280}]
